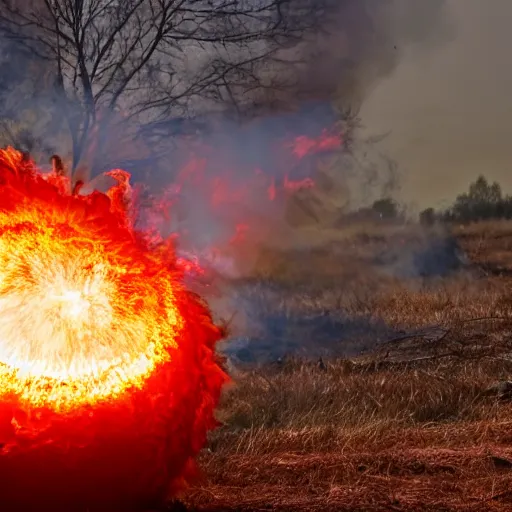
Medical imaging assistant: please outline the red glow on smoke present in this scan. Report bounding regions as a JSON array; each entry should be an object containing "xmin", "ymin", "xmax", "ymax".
[
  {"xmin": 290, "ymin": 130, "xmax": 342, "ymax": 159},
  {"xmin": 139, "ymin": 128, "xmax": 343, "ymax": 277}
]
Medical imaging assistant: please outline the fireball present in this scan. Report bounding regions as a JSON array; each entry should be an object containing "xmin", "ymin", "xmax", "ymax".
[{"xmin": 0, "ymin": 148, "xmax": 228, "ymax": 510}]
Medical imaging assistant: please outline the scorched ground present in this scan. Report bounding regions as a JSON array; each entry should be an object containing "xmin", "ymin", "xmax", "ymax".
[{"xmin": 0, "ymin": 148, "xmax": 228, "ymax": 510}]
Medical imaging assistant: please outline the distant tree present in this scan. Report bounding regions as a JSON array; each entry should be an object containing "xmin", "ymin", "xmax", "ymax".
[
  {"xmin": 469, "ymin": 175, "xmax": 502, "ymax": 203},
  {"xmin": 452, "ymin": 175, "xmax": 504, "ymax": 222},
  {"xmin": 419, "ymin": 207, "xmax": 436, "ymax": 226},
  {"xmin": 371, "ymin": 197, "xmax": 398, "ymax": 219},
  {"xmin": 502, "ymin": 196, "xmax": 512, "ymax": 217}
]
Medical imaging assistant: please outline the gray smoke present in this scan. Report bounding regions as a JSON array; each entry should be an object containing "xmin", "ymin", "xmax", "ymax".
[
  {"xmin": 253, "ymin": 0, "xmax": 452, "ymax": 111},
  {"xmin": 361, "ymin": 0, "xmax": 512, "ymax": 209},
  {"xmin": 122, "ymin": 0, "xmax": 455, "ymax": 282},
  {"xmin": 0, "ymin": 1, "xmax": 460, "ymax": 366}
]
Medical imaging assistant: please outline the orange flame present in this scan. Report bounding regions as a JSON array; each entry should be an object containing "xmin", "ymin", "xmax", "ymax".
[
  {"xmin": 0, "ymin": 147, "xmax": 228, "ymax": 510},
  {"xmin": 0, "ymin": 147, "xmax": 225, "ymax": 413}
]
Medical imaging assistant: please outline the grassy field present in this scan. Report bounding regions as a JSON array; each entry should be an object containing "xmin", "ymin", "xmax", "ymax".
[{"xmin": 181, "ymin": 220, "xmax": 512, "ymax": 511}]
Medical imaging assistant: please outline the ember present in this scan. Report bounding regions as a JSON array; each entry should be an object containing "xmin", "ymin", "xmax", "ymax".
[{"xmin": 0, "ymin": 147, "xmax": 227, "ymax": 510}]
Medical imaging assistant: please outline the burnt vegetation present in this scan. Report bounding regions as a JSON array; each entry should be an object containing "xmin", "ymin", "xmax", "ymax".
[
  {"xmin": 187, "ymin": 219, "xmax": 512, "ymax": 511},
  {"xmin": 189, "ymin": 172, "xmax": 512, "ymax": 510}
]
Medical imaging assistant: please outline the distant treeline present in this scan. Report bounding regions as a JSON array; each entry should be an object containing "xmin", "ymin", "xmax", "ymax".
[
  {"xmin": 338, "ymin": 175, "xmax": 512, "ymax": 226},
  {"xmin": 419, "ymin": 176, "xmax": 512, "ymax": 225},
  {"xmin": 339, "ymin": 198, "xmax": 404, "ymax": 224}
]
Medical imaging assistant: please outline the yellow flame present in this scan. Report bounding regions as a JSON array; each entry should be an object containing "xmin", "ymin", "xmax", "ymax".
[{"xmin": 0, "ymin": 201, "xmax": 182, "ymax": 412}]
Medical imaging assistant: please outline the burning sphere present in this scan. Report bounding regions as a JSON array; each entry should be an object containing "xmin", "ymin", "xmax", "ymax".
[{"xmin": 0, "ymin": 148, "xmax": 228, "ymax": 510}]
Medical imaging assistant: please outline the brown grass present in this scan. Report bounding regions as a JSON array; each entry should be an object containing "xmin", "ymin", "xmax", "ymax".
[{"xmin": 181, "ymin": 220, "xmax": 512, "ymax": 511}]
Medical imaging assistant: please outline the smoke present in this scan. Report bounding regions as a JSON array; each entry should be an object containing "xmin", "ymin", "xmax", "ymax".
[
  {"xmin": 157, "ymin": 0, "xmax": 457, "ymax": 364},
  {"xmin": 0, "ymin": 2, "xmax": 454, "ymax": 286},
  {"xmin": 129, "ymin": 1, "xmax": 453, "ymax": 276},
  {"xmin": 0, "ymin": 39, "xmax": 60, "ymax": 158},
  {"xmin": 361, "ymin": 0, "xmax": 512, "ymax": 209},
  {"xmin": 261, "ymin": 0, "xmax": 452, "ymax": 109},
  {"xmin": 0, "ymin": 1, "xmax": 462, "ymax": 366}
]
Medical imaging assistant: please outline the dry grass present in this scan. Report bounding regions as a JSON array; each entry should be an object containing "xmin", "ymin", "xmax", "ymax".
[
  {"xmin": 181, "ymin": 220, "xmax": 512, "ymax": 511},
  {"xmin": 184, "ymin": 359, "xmax": 512, "ymax": 511}
]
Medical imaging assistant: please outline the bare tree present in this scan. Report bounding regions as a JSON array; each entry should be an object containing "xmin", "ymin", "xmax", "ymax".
[{"xmin": 0, "ymin": 0, "xmax": 329, "ymax": 174}]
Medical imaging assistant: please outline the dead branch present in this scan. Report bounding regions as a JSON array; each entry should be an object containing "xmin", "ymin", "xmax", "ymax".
[{"xmin": 0, "ymin": 0, "xmax": 333, "ymax": 168}]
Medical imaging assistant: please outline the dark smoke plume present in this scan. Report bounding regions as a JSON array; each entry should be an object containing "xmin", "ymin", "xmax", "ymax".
[
  {"xmin": 251, "ymin": 0, "xmax": 452, "ymax": 112},
  {"xmin": 150, "ymin": 1, "xmax": 452, "ymax": 256}
]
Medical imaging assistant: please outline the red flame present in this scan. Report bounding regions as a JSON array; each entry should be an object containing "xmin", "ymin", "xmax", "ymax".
[
  {"xmin": 290, "ymin": 130, "xmax": 342, "ymax": 158},
  {"xmin": 0, "ymin": 147, "xmax": 228, "ymax": 509}
]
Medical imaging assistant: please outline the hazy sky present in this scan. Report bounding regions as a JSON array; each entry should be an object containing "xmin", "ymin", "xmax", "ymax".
[{"xmin": 361, "ymin": 0, "xmax": 512, "ymax": 210}]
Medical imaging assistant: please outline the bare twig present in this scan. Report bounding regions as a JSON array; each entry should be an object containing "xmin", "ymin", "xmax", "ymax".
[{"xmin": 0, "ymin": 0, "xmax": 333, "ymax": 167}]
